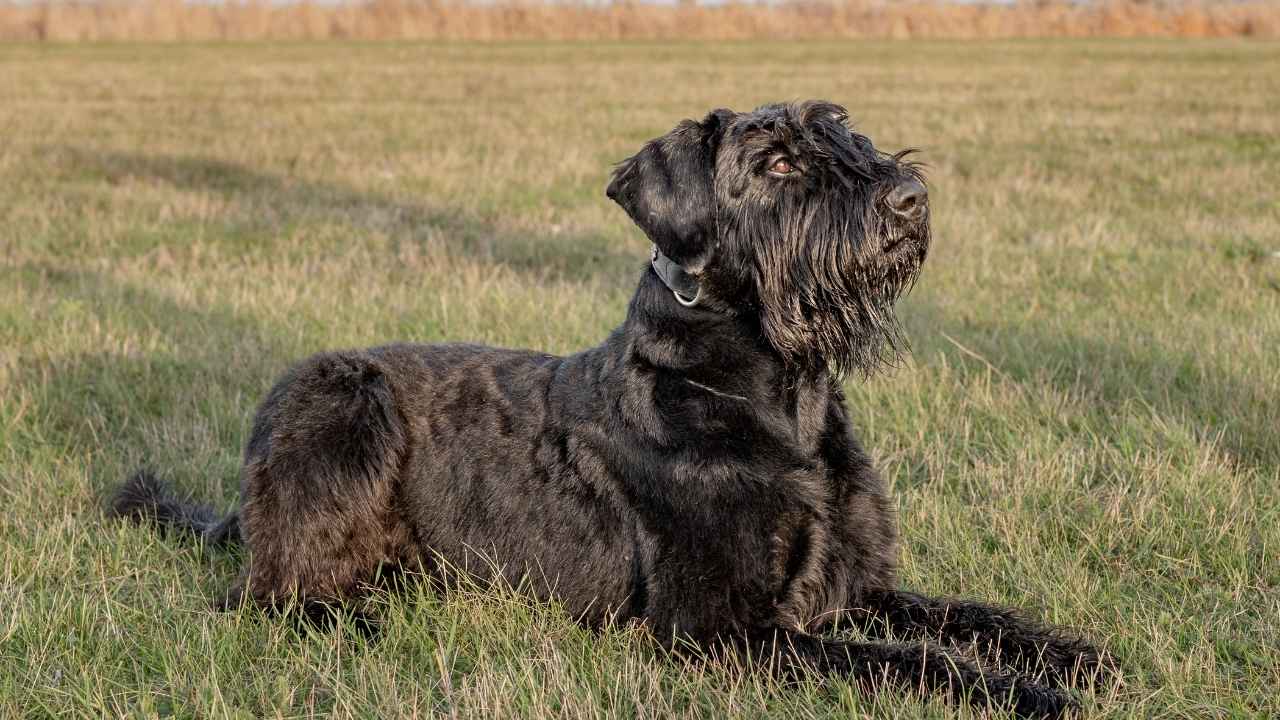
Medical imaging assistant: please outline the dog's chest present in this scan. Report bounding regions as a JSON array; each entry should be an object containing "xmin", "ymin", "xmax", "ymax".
[
  {"xmin": 658, "ymin": 446, "xmax": 829, "ymax": 553},
  {"xmin": 653, "ymin": 380, "xmax": 834, "ymax": 554}
]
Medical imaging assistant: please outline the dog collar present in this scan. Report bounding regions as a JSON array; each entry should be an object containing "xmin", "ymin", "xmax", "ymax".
[{"xmin": 650, "ymin": 246, "xmax": 702, "ymax": 308}]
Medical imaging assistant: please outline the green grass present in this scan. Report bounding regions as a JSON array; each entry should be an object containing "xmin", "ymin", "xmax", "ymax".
[{"xmin": 2, "ymin": 40, "xmax": 1278, "ymax": 719}]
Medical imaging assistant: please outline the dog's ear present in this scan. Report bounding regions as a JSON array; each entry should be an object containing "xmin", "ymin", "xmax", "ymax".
[{"xmin": 607, "ymin": 109, "xmax": 734, "ymax": 267}]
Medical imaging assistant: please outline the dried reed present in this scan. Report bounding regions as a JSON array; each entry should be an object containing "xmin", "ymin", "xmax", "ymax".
[{"xmin": 2, "ymin": 0, "xmax": 1276, "ymax": 43}]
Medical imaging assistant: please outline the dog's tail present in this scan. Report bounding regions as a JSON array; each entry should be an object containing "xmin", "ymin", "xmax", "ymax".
[{"xmin": 107, "ymin": 469, "xmax": 241, "ymax": 549}]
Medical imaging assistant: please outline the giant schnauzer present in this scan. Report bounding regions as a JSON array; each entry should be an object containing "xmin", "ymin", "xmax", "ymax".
[{"xmin": 111, "ymin": 101, "xmax": 1110, "ymax": 717}]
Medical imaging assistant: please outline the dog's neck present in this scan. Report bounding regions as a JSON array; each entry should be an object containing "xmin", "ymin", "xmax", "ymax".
[{"xmin": 614, "ymin": 268, "xmax": 830, "ymax": 409}]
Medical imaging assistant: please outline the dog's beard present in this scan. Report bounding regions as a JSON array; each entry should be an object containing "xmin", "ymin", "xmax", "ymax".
[
  {"xmin": 755, "ymin": 258, "xmax": 914, "ymax": 379},
  {"xmin": 746, "ymin": 190, "xmax": 929, "ymax": 378}
]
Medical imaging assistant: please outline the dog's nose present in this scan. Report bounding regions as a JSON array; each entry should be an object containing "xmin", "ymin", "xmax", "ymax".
[{"xmin": 886, "ymin": 178, "xmax": 927, "ymax": 219}]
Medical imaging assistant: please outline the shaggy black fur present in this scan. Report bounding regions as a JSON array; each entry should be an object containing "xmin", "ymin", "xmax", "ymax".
[{"xmin": 109, "ymin": 101, "xmax": 1111, "ymax": 718}]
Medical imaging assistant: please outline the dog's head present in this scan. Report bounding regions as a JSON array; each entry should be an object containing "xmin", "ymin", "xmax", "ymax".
[{"xmin": 608, "ymin": 100, "xmax": 930, "ymax": 376}]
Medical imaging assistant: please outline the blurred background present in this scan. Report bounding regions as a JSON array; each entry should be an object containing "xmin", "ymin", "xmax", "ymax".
[{"xmin": 2, "ymin": 0, "xmax": 1278, "ymax": 41}]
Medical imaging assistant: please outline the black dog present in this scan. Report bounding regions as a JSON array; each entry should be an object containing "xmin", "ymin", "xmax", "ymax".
[{"xmin": 111, "ymin": 101, "xmax": 1109, "ymax": 717}]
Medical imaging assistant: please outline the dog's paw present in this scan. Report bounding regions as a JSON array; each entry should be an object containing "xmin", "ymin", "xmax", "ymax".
[{"xmin": 987, "ymin": 674, "xmax": 1080, "ymax": 720}]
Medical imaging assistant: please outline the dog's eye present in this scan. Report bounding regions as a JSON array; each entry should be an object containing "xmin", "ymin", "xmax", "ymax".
[{"xmin": 768, "ymin": 157, "xmax": 794, "ymax": 175}]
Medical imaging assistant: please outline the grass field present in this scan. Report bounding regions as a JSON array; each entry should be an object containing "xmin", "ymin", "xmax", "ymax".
[{"xmin": 1, "ymin": 40, "xmax": 1278, "ymax": 719}]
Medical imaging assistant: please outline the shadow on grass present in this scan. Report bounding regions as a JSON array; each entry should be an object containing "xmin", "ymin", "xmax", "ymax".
[
  {"xmin": 46, "ymin": 145, "xmax": 641, "ymax": 285},
  {"xmin": 5, "ymin": 263, "xmax": 296, "ymax": 500}
]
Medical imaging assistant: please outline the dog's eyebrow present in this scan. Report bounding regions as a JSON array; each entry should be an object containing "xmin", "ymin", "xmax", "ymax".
[
  {"xmin": 808, "ymin": 122, "xmax": 876, "ymax": 187},
  {"xmin": 737, "ymin": 126, "xmax": 777, "ymax": 143}
]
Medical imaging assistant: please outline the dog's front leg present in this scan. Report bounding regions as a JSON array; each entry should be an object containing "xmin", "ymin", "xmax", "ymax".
[
  {"xmin": 848, "ymin": 590, "xmax": 1114, "ymax": 689},
  {"xmin": 736, "ymin": 628, "xmax": 1074, "ymax": 719}
]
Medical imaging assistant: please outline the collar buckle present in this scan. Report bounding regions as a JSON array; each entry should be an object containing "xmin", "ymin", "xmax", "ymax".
[{"xmin": 650, "ymin": 246, "xmax": 702, "ymax": 308}]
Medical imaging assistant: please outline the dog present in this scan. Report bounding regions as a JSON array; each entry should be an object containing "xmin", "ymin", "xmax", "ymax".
[{"xmin": 110, "ymin": 100, "xmax": 1110, "ymax": 718}]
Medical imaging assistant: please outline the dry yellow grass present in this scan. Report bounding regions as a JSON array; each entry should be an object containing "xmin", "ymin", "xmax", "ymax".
[{"xmin": 2, "ymin": 0, "xmax": 1279, "ymax": 43}]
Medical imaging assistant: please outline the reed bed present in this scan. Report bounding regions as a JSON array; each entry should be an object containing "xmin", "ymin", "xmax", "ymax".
[{"xmin": 3, "ymin": 0, "xmax": 1278, "ymax": 43}]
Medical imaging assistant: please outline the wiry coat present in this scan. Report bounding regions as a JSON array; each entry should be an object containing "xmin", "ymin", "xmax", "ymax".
[{"xmin": 111, "ymin": 101, "xmax": 1110, "ymax": 719}]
